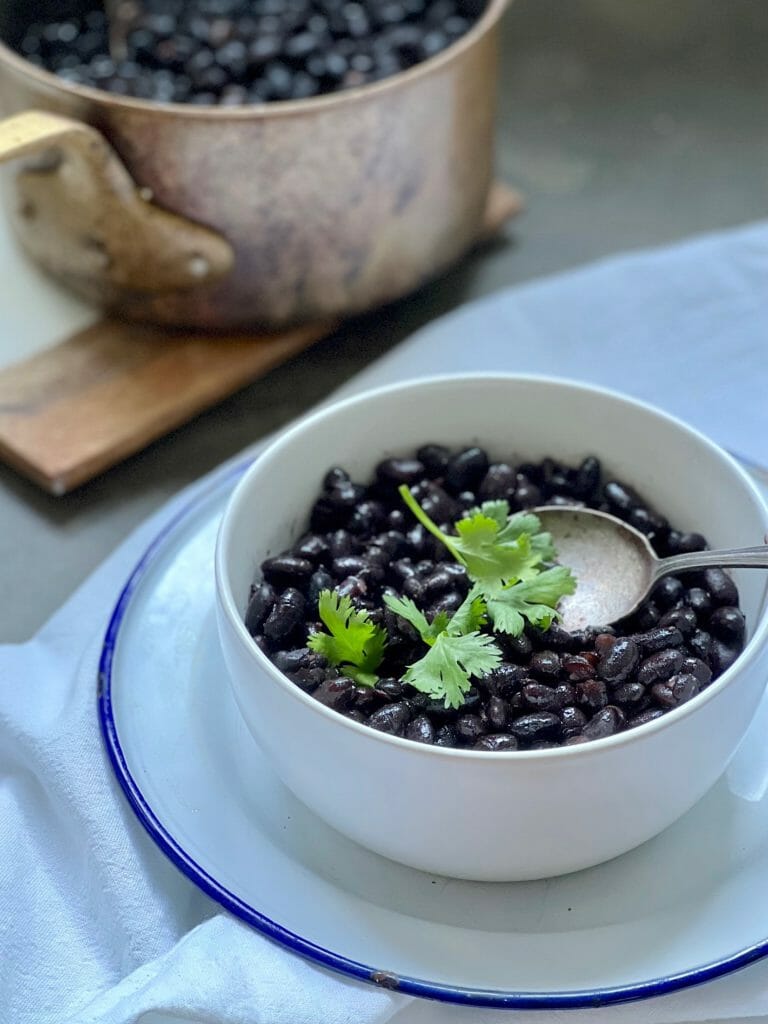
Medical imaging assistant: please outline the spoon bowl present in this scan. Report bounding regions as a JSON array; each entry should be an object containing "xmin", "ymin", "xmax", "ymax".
[{"xmin": 537, "ymin": 506, "xmax": 768, "ymax": 630}]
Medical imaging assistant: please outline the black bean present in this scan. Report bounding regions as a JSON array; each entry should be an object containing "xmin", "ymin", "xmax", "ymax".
[
  {"xmin": 502, "ymin": 633, "xmax": 534, "ymax": 661},
  {"xmin": 419, "ymin": 483, "xmax": 457, "ymax": 524},
  {"xmin": 406, "ymin": 715, "xmax": 435, "ymax": 744},
  {"xmin": 263, "ymin": 588, "xmax": 305, "ymax": 642},
  {"xmin": 245, "ymin": 581, "xmax": 276, "ymax": 635},
  {"xmin": 402, "ymin": 576, "xmax": 425, "ymax": 602},
  {"xmin": 294, "ymin": 533, "xmax": 330, "ymax": 564},
  {"xmin": 351, "ymin": 685, "xmax": 379, "ymax": 712},
  {"xmin": 272, "ymin": 647, "xmax": 313, "ymax": 674},
  {"xmin": 653, "ymin": 672, "xmax": 699, "ymax": 708},
  {"xmin": 310, "ymin": 496, "xmax": 342, "ymax": 531},
  {"xmin": 597, "ymin": 637, "xmax": 640, "ymax": 684},
  {"xmin": 582, "ymin": 705, "xmax": 625, "ymax": 740},
  {"xmin": 552, "ymin": 683, "xmax": 576, "ymax": 708},
  {"xmin": 575, "ymin": 678, "xmax": 609, "ymax": 710},
  {"xmin": 348, "ymin": 500, "xmax": 386, "ymax": 535},
  {"xmin": 332, "ymin": 555, "xmax": 370, "ymax": 578},
  {"xmin": 336, "ymin": 575, "xmax": 368, "ymax": 601},
  {"xmin": 701, "ymin": 568, "xmax": 739, "ymax": 606},
  {"xmin": 308, "ymin": 569, "xmax": 334, "ymax": 607},
  {"xmin": 709, "ymin": 606, "xmax": 746, "ymax": 644},
  {"xmin": 521, "ymin": 682, "xmax": 559, "ymax": 711},
  {"xmin": 326, "ymin": 482, "xmax": 366, "ymax": 510},
  {"xmin": 374, "ymin": 678, "xmax": 406, "ymax": 703},
  {"xmin": 391, "ymin": 557, "xmax": 416, "ymax": 583},
  {"xmin": 455, "ymin": 714, "xmax": 486, "ymax": 743},
  {"xmin": 514, "ymin": 482, "xmax": 542, "ymax": 507},
  {"xmin": 486, "ymin": 695, "xmax": 508, "ymax": 729},
  {"xmin": 684, "ymin": 587, "xmax": 712, "ymax": 616},
  {"xmin": 509, "ymin": 712, "xmax": 562, "ymax": 743},
  {"xmin": 562, "ymin": 654, "xmax": 596, "ymax": 680},
  {"xmin": 652, "ymin": 576, "xmax": 684, "ymax": 610},
  {"xmin": 478, "ymin": 463, "xmax": 516, "ymax": 500},
  {"xmin": 435, "ymin": 724, "xmax": 458, "ymax": 747},
  {"xmin": 632, "ymin": 601, "xmax": 661, "ymax": 630},
  {"xmin": 633, "ymin": 625, "xmax": 684, "ymax": 653},
  {"xmin": 709, "ymin": 639, "xmax": 741, "ymax": 675},
  {"xmin": 261, "ymin": 554, "xmax": 314, "ymax": 585},
  {"xmin": 406, "ymin": 524, "xmax": 435, "ymax": 557},
  {"xmin": 681, "ymin": 657, "xmax": 713, "ymax": 685},
  {"xmin": 416, "ymin": 444, "xmax": 450, "ymax": 476},
  {"xmin": 423, "ymin": 566, "xmax": 464, "ymax": 598},
  {"xmin": 604, "ymin": 480, "xmax": 642, "ymax": 512},
  {"xmin": 536, "ymin": 623, "xmax": 578, "ymax": 651},
  {"xmin": 376, "ymin": 457, "xmax": 426, "ymax": 486},
  {"xmin": 473, "ymin": 734, "xmax": 519, "ymax": 751},
  {"xmin": 628, "ymin": 708, "xmax": 665, "ymax": 728},
  {"xmin": 313, "ymin": 677, "xmax": 356, "ymax": 710},
  {"xmin": 612, "ymin": 681, "xmax": 647, "ymax": 705},
  {"xmin": 629, "ymin": 507, "xmax": 668, "ymax": 539},
  {"xmin": 367, "ymin": 701, "xmax": 412, "ymax": 735},
  {"xmin": 689, "ymin": 629, "xmax": 712, "ymax": 661},
  {"xmin": 487, "ymin": 663, "xmax": 526, "ymax": 697},
  {"xmin": 594, "ymin": 633, "xmax": 617, "ymax": 655},
  {"xmin": 529, "ymin": 650, "xmax": 561, "ymax": 678},
  {"xmin": 560, "ymin": 705, "xmax": 588, "ymax": 737},
  {"xmin": 659, "ymin": 607, "xmax": 697, "ymax": 638},
  {"xmin": 427, "ymin": 591, "xmax": 463, "ymax": 616},
  {"xmin": 371, "ymin": 531, "xmax": 407, "ymax": 559},
  {"xmin": 346, "ymin": 710, "xmax": 367, "ymax": 723},
  {"xmin": 323, "ymin": 467, "xmax": 349, "ymax": 490},
  {"xmin": 388, "ymin": 509, "xmax": 407, "ymax": 531},
  {"xmin": 445, "ymin": 447, "xmax": 489, "ymax": 493},
  {"xmin": 575, "ymin": 456, "xmax": 601, "ymax": 499},
  {"xmin": 329, "ymin": 529, "xmax": 355, "ymax": 559},
  {"xmin": 669, "ymin": 531, "xmax": 707, "ymax": 554},
  {"xmin": 637, "ymin": 648, "xmax": 685, "ymax": 685}
]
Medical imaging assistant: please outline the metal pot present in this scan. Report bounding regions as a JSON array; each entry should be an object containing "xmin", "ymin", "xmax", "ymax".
[{"xmin": 0, "ymin": 0, "xmax": 507, "ymax": 330}]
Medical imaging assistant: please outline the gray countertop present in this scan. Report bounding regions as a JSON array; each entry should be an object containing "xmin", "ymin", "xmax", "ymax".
[{"xmin": 2, "ymin": 0, "xmax": 768, "ymax": 642}]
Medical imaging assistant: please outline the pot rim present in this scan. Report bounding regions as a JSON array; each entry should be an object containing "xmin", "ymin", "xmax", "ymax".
[
  {"xmin": 215, "ymin": 371, "xmax": 768, "ymax": 763},
  {"xmin": 0, "ymin": 0, "xmax": 509, "ymax": 120}
]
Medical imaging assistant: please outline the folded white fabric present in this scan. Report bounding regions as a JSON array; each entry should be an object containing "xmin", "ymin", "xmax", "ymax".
[{"xmin": 3, "ymin": 219, "xmax": 768, "ymax": 1024}]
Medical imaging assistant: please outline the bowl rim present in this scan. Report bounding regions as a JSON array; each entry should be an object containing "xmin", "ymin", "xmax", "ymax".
[
  {"xmin": 0, "ymin": 0, "xmax": 508, "ymax": 119},
  {"xmin": 215, "ymin": 371, "xmax": 768, "ymax": 760}
]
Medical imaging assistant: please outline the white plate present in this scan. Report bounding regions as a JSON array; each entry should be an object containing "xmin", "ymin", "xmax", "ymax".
[{"xmin": 99, "ymin": 461, "xmax": 768, "ymax": 1010}]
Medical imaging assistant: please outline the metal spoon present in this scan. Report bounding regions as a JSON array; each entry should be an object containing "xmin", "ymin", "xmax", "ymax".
[{"xmin": 535, "ymin": 506, "xmax": 768, "ymax": 631}]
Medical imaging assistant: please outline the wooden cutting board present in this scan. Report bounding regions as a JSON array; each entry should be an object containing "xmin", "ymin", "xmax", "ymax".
[{"xmin": 0, "ymin": 183, "xmax": 522, "ymax": 495}]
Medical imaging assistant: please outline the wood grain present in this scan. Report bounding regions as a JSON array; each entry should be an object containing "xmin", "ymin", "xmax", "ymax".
[{"xmin": 0, "ymin": 183, "xmax": 522, "ymax": 495}]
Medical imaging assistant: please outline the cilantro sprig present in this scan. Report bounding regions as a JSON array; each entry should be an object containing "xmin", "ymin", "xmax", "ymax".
[
  {"xmin": 307, "ymin": 590, "xmax": 387, "ymax": 686},
  {"xmin": 384, "ymin": 593, "xmax": 501, "ymax": 709},
  {"xmin": 398, "ymin": 485, "xmax": 576, "ymax": 636}
]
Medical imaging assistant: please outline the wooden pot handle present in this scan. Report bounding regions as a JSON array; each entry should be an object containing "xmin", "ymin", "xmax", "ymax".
[{"xmin": 0, "ymin": 110, "xmax": 233, "ymax": 297}]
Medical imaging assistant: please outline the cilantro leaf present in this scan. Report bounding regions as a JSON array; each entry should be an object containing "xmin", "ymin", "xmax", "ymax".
[
  {"xmin": 454, "ymin": 514, "xmax": 543, "ymax": 585},
  {"xmin": 307, "ymin": 590, "xmax": 386, "ymax": 683},
  {"xmin": 469, "ymin": 500, "xmax": 510, "ymax": 529},
  {"xmin": 445, "ymin": 592, "xmax": 488, "ymax": 635},
  {"xmin": 403, "ymin": 631, "xmax": 502, "ymax": 709},
  {"xmin": 481, "ymin": 567, "xmax": 577, "ymax": 636},
  {"xmin": 383, "ymin": 593, "xmax": 448, "ymax": 645}
]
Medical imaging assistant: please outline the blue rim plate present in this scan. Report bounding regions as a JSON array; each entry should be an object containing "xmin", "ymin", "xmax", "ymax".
[{"xmin": 98, "ymin": 460, "xmax": 768, "ymax": 1010}]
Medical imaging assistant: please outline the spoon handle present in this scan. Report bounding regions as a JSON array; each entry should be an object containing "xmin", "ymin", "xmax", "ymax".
[{"xmin": 654, "ymin": 545, "xmax": 768, "ymax": 581}]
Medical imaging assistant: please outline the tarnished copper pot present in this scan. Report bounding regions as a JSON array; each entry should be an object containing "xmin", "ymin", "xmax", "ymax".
[{"xmin": 0, "ymin": 0, "xmax": 508, "ymax": 330}]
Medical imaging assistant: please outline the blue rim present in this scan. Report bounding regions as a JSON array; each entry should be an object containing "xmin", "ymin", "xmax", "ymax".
[{"xmin": 98, "ymin": 457, "xmax": 768, "ymax": 1010}]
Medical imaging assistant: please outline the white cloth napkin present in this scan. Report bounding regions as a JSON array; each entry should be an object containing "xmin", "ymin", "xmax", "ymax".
[{"xmin": 4, "ymin": 220, "xmax": 768, "ymax": 1024}]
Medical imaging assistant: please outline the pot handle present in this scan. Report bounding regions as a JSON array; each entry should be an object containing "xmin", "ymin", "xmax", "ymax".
[{"xmin": 0, "ymin": 109, "xmax": 234, "ymax": 296}]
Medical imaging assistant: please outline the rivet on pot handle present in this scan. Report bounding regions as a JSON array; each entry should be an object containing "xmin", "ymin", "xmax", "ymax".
[{"xmin": 0, "ymin": 110, "xmax": 234, "ymax": 297}]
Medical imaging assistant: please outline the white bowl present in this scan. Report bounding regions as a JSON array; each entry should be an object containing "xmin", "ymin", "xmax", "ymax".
[{"xmin": 215, "ymin": 374, "xmax": 768, "ymax": 881}]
